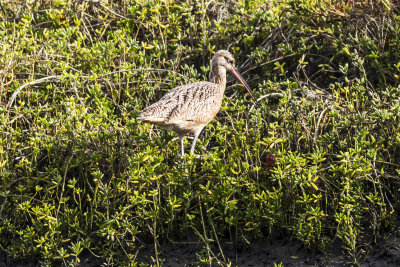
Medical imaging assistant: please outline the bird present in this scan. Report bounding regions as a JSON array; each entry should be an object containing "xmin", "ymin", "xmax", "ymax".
[{"xmin": 137, "ymin": 50, "xmax": 256, "ymax": 156}]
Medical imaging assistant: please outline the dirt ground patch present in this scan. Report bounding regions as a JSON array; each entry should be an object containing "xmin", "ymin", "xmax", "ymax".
[
  {"xmin": 136, "ymin": 235, "xmax": 400, "ymax": 266},
  {"xmin": 2, "ymin": 235, "xmax": 400, "ymax": 266}
]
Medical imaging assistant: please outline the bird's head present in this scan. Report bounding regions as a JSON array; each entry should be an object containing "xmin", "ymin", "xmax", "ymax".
[
  {"xmin": 210, "ymin": 50, "xmax": 256, "ymax": 102},
  {"xmin": 211, "ymin": 50, "xmax": 236, "ymax": 71}
]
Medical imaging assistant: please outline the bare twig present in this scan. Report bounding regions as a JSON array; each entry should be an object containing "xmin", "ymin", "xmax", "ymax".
[
  {"xmin": 313, "ymin": 107, "xmax": 329, "ymax": 146},
  {"xmin": 100, "ymin": 4, "xmax": 127, "ymax": 20},
  {"xmin": 241, "ymin": 53, "xmax": 297, "ymax": 75},
  {"xmin": 249, "ymin": 93, "xmax": 283, "ymax": 112},
  {"xmin": 82, "ymin": 0, "xmax": 129, "ymax": 20},
  {"xmin": 98, "ymin": 68, "xmax": 191, "ymax": 82},
  {"xmin": 7, "ymin": 75, "xmax": 60, "ymax": 108}
]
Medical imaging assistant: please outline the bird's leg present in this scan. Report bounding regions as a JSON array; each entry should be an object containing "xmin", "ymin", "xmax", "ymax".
[
  {"xmin": 179, "ymin": 135, "xmax": 185, "ymax": 156},
  {"xmin": 189, "ymin": 135, "xmax": 198, "ymax": 155},
  {"xmin": 190, "ymin": 129, "xmax": 203, "ymax": 157}
]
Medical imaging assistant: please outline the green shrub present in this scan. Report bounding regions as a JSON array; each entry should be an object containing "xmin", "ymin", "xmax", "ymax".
[{"xmin": 0, "ymin": 0, "xmax": 399, "ymax": 265}]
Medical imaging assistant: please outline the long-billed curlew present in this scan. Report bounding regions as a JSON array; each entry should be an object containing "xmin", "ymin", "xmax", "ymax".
[{"xmin": 137, "ymin": 50, "xmax": 256, "ymax": 156}]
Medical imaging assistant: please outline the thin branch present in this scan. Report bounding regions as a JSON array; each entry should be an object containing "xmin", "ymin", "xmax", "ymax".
[
  {"xmin": 82, "ymin": 0, "xmax": 129, "ymax": 20},
  {"xmin": 98, "ymin": 68, "xmax": 191, "ymax": 81},
  {"xmin": 99, "ymin": 2, "xmax": 128, "ymax": 20},
  {"xmin": 241, "ymin": 53, "xmax": 297, "ymax": 75},
  {"xmin": 313, "ymin": 107, "xmax": 329, "ymax": 146},
  {"xmin": 249, "ymin": 93, "xmax": 283, "ymax": 112},
  {"xmin": 7, "ymin": 76, "xmax": 60, "ymax": 108}
]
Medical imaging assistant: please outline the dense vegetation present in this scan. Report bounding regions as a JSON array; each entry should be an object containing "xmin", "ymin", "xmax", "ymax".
[{"xmin": 1, "ymin": 0, "xmax": 400, "ymax": 265}]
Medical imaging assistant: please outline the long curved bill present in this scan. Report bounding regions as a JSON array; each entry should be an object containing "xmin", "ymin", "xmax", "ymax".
[{"xmin": 231, "ymin": 67, "xmax": 257, "ymax": 102}]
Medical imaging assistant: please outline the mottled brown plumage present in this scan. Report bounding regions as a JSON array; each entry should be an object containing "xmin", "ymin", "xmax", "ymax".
[{"xmin": 137, "ymin": 50, "xmax": 255, "ymax": 155}]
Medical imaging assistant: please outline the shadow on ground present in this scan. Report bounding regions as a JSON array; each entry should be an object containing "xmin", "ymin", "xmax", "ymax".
[{"xmin": 2, "ymin": 235, "xmax": 400, "ymax": 266}]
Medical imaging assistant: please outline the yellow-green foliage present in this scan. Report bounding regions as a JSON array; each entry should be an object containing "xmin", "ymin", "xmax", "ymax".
[{"xmin": 1, "ymin": 0, "xmax": 400, "ymax": 265}]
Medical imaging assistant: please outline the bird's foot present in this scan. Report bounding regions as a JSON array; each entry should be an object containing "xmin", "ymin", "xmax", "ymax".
[
  {"xmin": 180, "ymin": 153, "xmax": 203, "ymax": 159},
  {"xmin": 190, "ymin": 151, "xmax": 204, "ymax": 159}
]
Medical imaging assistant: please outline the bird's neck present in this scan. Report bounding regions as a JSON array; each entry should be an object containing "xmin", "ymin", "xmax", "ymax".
[{"xmin": 209, "ymin": 65, "xmax": 226, "ymax": 91}]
